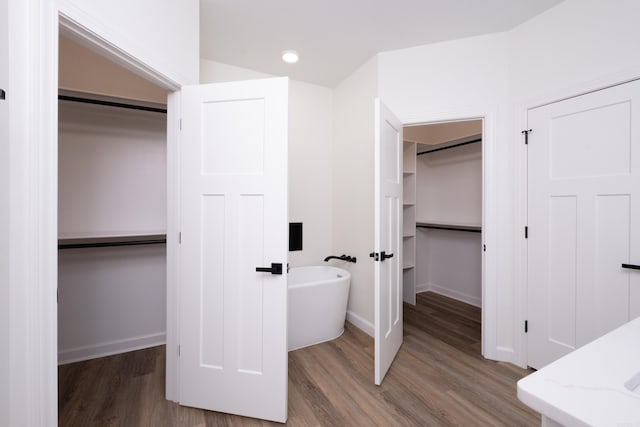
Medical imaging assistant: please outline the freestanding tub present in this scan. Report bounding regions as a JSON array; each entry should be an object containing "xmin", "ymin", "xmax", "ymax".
[{"xmin": 288, "ymin": 266, "xmax": 351, "ymax": 351}]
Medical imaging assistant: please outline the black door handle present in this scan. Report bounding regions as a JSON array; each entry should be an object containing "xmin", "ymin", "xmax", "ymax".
[
  {"xmin": 380, "ymin": 251, "xmax": 394, "ymax": 261},
  {"xmin": 256, "ymin": 263, "xmax": 283, "ymax": 275},
  {"xmin": 622, "ymin": 263, "xmax": 640, "ymax": 271}
]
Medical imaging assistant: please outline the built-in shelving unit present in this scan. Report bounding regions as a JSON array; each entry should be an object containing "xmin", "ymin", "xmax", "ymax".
[{"xmin": 402, "ymin": 141, "xmax": 417, "ymax": 305}]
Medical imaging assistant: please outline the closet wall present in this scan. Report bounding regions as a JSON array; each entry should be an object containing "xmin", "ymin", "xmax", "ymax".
[
  {"xmin": 409, "ymin": 121, "xmax": 483, "ymax": 307},
  {"xmin": 58, "ymin": 35, "xmax": 168, "ymax": 364}
]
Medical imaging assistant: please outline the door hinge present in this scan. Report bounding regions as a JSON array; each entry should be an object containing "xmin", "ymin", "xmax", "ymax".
[
  {"xmin": 524, "ymin": 226, "xmax": 528, "ymax": 239},
  {"xmin": 179, "ymin": 118, "xmax": 182, "ymax": 130},
  {"xmin": 0, "ymin": 88, "xmax": 5, "ymax": 100},
  {"xmin": 483, "ymin": 244, "xmax": 486, "ymax": 252},
  {"xmin": 521, "ymin": 129, "xmax": 532, "ymax": 145},
  {"xmin": 369, "ymin": 252, "xmax": 379, "ymax": 262},
  {"xmin": 178, "ymin": 345, "xmax": 181, "ymax": 356},
  {"xmin": 178, "ymin": 232, "xmax": 182, "ymax": 244},
  {"xmin": 525, "ymin": 320, "xmax": 528, "ymax": 333}
]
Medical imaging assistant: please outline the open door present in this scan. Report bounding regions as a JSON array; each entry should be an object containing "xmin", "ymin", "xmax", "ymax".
[
  {"xmin": 374, "ymin": 99, "xmax": 403, "ymax": 385},
  {"xmin": 178, "ymin": 78, "xmax": 289, "ymax": 422}
]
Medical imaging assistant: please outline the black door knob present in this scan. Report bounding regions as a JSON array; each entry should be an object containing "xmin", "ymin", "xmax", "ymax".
[
  {"xmin": 380, "ymin": 251, "xmax": 394, "ymax": 261},
  {"xmin": 256, "ymin": 263, "xmax": 283, "ymax": 275}
]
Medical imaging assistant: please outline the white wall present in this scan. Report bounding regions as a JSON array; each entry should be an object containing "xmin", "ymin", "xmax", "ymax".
[
  {"xmin": 416, "ymin": 230, "xmax": 482, "ymax": 306},
  {"xmin": 0, "ymin": 0, "xmax": 9, "ymax": 422},
  {"xmin": 415, "ymin": 143, "xmax": 482, "ymax": 225},
  {"xmin": 58, "ymin": 102, "xmax": 167, "ymax": 238},
  {"xmin": 200, "ymin": 59, "xmax": 273, "ymax": 83},
  {"xmin": 199, "ymin": 59, "xmax": 335, "ymax": 268},
  {"xmin": 509, "ymin": 0, "xmax": 640, "ymax": 103},
  {"xmin": 59, "ymin": 35, "xmax": 167, "ymax": 104},
  {"xmin": 378, "ymin": 33, "xmax": 509, "ymax": 120},
  {"xmin": 58, "ymin": 245, "xmax": 166, "ymax": 363},
  {"xmin": 414, "ymin": 142, "xmax": 482, "ymax": 306},
  {"xmin": 378, "ymin": 33, "xmax": 512, "ymax": 360},
  {"xmin": 288, "ymin": 81, "xmax": 334, "ymax": 266},
  {"xmin": 59, "ymin": 0, "xmax": 199, "ymax": 86},
  {"xmin": 332, "ymin": 57, "xmax": 379, "ymax": 334}
]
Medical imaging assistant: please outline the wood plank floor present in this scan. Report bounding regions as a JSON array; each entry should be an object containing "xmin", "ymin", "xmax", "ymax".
[{"xmin": 58, "ymin": 292, "xmax": 540, "ymax": 426}]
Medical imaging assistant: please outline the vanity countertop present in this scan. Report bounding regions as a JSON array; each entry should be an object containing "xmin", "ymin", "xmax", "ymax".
[{"xmin": 517, "ymin": 316, "xmax": 640, "ymax": 426}]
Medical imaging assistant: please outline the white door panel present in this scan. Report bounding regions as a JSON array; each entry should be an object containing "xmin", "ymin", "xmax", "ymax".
[
  {"xmin": 374, "ymin": 99, "xmax": 403, "ymax": 385},
  {"xmin": 179, "ymin": 78, "xmax": 288, "ymax": 422},
  {"xmin": 528, "ymin": 80, "xmax": 640, "ymax": 369}
]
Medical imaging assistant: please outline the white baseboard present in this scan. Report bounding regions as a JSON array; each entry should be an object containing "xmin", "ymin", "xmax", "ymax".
[
  {"xmin": 58, "ymin": 332, "xmax": 166, "ymax": 365},
  {"xmin": 346, "ymin": 310, "xmax": 374, "ymax": 337},
  {"xmin": 415, "ymin": 282, "xmax": 430, "ymax": 294},
  {"xmin": 417, "ymin": 282, "xmax": 482, "ymax": 308}
]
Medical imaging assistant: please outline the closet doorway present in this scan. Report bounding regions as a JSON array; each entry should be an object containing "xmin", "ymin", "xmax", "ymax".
[
  {"xmin": 56, "ymin": 32, "xmax": 170, "ymax": 420},
  {"xmin": 402, "ymin": 119, "xmax": 484, "ymax": 352}
]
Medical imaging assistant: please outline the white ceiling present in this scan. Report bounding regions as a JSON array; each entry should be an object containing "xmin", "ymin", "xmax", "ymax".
[{"xmin": 200, "ymin": 0, "xmax": 564, "ymax": 88}]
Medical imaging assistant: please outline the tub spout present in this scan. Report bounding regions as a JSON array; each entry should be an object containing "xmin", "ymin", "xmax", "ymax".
[{"xmin": 324, "ymin": 254, "xmax": 357, "ymax": 263}]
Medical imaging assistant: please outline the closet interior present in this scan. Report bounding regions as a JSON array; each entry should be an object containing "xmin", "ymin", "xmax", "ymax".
[
  {"xmin": 57, "ymin": 34, "xmax": 169, "ymax": 365},
  {"xmin": 402, "ymin": 120, "xmax": 483, "ymax": 310}
]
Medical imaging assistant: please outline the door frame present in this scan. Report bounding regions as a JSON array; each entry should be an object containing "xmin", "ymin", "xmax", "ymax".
[
  {"xmin": 515, "ymin": 69, "xmax": 640, "ymax": 368},
  {"xmin": 12, "ymin": 5, "xmax": 182, "ymax": 423},
  {"xmin": 402, "ymin": 111, "xmax": 491, "ymax": 358}
]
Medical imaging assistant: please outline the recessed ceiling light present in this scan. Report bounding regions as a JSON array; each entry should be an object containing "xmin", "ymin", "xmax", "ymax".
[{"xmin": 282, "ymin": 50, "xmax": 299, "ymax": 64}]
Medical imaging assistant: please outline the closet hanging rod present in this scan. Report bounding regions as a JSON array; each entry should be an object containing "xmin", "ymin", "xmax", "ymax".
[
  {"xmin": 58, "ymin": 236, "xmax": 167, "ymax": 250},
  {"xmin": 417, "ymin": 138, "xmax": 482, "ymax": 155},
  {"xmin": 416, "ymin": 223, "xmax": 481, "ymax": 233},
  {"xmin": 58, "ymin": 95, "xmax": 167, "ymax": 114}
]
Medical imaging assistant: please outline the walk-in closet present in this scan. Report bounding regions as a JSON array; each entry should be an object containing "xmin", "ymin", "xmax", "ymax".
[
  {"xmin": 402, "ymin": 120, "xmax": 483, "ymax": 318},
  {"xmin": 57, "ymin": 34, "xmax": 169, "ymax": 366}
]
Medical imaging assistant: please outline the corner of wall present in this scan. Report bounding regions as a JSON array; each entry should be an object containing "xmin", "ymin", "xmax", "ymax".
[
  {"xmin": 332, "ymin": 56, "xmax": 380, "ymax": 331},
  {"xmin": 199, "ymin": 58, "xmax": 274, "ymax": 84}
]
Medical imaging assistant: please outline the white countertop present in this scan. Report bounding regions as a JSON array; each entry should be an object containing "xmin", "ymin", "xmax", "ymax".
[{"xmin": 517, "ymin": 317, "xmax": 640, "ymax": 426}]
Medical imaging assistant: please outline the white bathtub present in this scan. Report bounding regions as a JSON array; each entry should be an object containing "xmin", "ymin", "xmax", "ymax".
[{"xmin": 288, "ymin": 266, "xmax": 351, "ymax": 351}]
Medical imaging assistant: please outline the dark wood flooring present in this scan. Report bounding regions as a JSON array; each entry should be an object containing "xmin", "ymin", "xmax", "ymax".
[{"xmin": 58, "ymin": 292, "xmax": 539, "ymax": 426}]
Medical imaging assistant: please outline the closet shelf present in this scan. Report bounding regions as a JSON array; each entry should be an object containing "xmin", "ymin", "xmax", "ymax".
[
  {"xmin": 416, "ymin": 222, "xmax": 481, "ymax": 233},
  {"xmin": 403, "ymin": 264, "xmax": 415, "ymax": 270},
  {"xmin": 417, "ymin": 137, "xmax": 482, "ymax": 155},
  {"xmin": 403, "ymin": 234, "xmax": 415, "ymax": 239},
  {"xmin": 58, "ymin": 234, "xmax": 167, "ymax": 249}
]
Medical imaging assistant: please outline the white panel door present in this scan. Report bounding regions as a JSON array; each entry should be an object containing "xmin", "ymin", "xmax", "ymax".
[
  {"xmin": 179, "ymin": 78, "xmax": 288, "ymax": 422},
  {"xmin": 374, "ymin": 99, "xmax": 403, "ymax": 385},
  {"xmin": 527, "ymin": 80, "xmax": 640, "ymax": 369}
]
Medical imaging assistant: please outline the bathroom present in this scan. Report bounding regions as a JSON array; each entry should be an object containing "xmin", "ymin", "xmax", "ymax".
[{"xmin": 10, "ymin": 1, "xmax": 640, "ymax": 424}]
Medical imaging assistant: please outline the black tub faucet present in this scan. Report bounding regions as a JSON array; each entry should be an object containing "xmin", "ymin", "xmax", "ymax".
[{"xmin": 324, "ymin": 254, "xmax": 357, "ymax": 263}]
